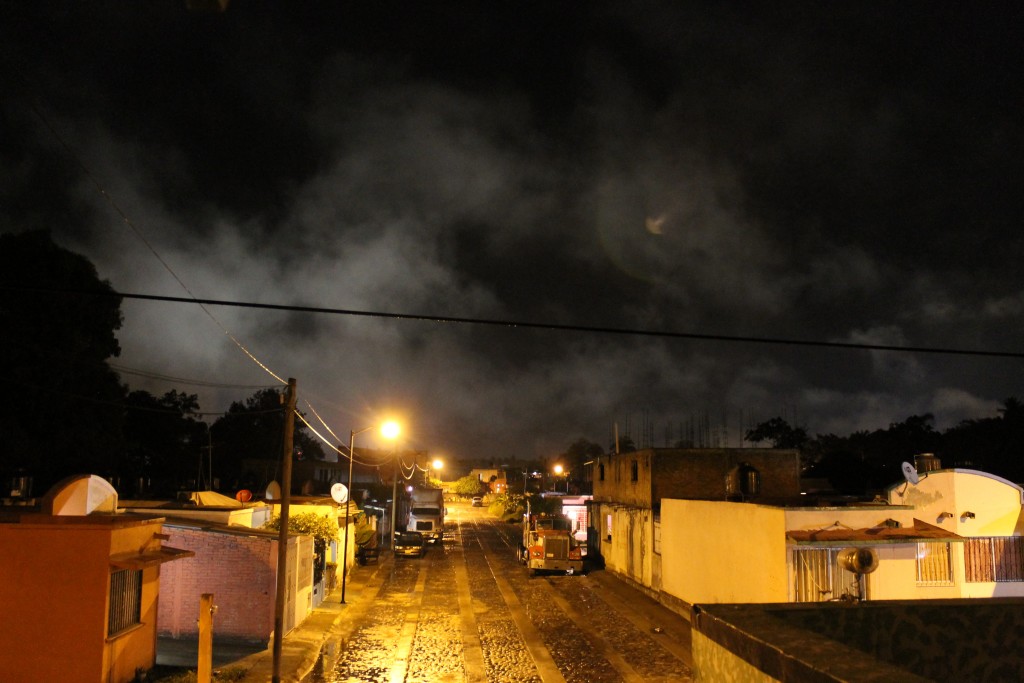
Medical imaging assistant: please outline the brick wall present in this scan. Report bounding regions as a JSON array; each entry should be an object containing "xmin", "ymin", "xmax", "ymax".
[
  {"xmin": 593, "ymin": 448, "xmax": 801, "ymax": 506},
  {"xmin": 158, "ymin": 526, "xmax": 278, "ymax": 641}
]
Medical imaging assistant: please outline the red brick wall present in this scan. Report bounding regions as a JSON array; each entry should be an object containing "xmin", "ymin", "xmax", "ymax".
[{"xmin": 158, "ymin": 527, "xmax": 277, "ymax": 641}]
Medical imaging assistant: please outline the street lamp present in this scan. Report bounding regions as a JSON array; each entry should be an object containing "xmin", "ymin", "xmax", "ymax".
[
  {"xmin": 341, "ymin": 419, "xmax": 400, "ymax": 604},
  {"xmin": 428, "ymin": 458, "xmax": 443, "ymax": 485},
  {"xmin": 553, "ymin": 464, "xmax": 567, "ymax": 493}
]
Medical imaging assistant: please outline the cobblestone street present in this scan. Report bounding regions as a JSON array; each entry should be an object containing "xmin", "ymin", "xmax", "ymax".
[{"xmin": 303, "ymin": 503, "xmax": 693, "ymax": 683}]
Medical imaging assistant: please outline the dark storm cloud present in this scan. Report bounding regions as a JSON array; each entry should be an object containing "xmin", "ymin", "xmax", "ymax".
[{"xmin": 2, "ymin": 1, "xmax": 1022, "ymax": 459}]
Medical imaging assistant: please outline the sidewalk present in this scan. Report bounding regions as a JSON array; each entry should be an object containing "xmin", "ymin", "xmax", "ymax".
[
  {"xmin": 159, "ymin": 555, "xmax": 388, "ymax": 683},
  {"xmin": 236, "ymin": 555, "xmax": 388, "ymax": 683}
]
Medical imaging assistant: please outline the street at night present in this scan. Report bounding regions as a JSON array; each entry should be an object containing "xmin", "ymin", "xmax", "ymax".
[{"xmin": 305, "ymin": 501, "xmax": 693, "ymax": 683}]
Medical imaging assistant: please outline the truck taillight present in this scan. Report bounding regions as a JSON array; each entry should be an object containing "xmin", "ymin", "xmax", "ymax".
[{"xmin": 569, "ymin": 548, "xmax": 582, "ymax": 560}]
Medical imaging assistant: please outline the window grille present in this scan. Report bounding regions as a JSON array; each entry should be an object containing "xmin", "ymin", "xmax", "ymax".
[
  {"xmin": 965, "ymin": 537, "xmax": 1024, "ymax": 582},
  {"xmin": 916, "ymin": 542, "xmax": 954, "ymax": 585},
  {"xmin": 108, "ymin": 569, "xmax": 142, "ymax": 636},
  {"xmin": 793, "ymin": 547, "xmax": 858, "ymax": 601}
]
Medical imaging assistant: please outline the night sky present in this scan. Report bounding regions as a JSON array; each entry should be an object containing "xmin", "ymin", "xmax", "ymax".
[{"xmin": 2, "ymin": 2, "xmax": 1022, "ymax": 461}]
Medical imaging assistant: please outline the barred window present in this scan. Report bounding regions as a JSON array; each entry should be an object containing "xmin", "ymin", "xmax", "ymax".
[
  {"xmin": 108, "ymin": 569, "xmax": 142, "ymax": 636},
  {"xmin": 793, "ymin": 547, "xmax": 860, "ymax": 601},
  {"xmin": 916, "ymin": 542, "xmax": 954, "ymax": 586},
  {"xmin": 965, "ymin": 537, "xmax": 1024, "ymax": 582}
]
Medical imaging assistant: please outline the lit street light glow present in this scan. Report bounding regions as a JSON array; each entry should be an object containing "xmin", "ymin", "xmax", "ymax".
[{"xmin": 381, "ymin": 420, "xmax": 401, "ymax": 440}]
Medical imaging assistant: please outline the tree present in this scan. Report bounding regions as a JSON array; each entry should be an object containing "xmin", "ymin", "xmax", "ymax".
[
  {"xmin": 561, "ymin": 438, "xmax": 603, "ymax": 478},
  {"xmin": 745, "ymin": 418, "xmax": 808, "ymax": 449},
  {"xmin": 0, "ymin": 230, "xmax": 126, "ymax": 494},
  {"xmin": 942, "ymin": 398, "xmax": 1024, "ymax": 482},
  {"xmin": 491, "ymin": 491, "xmax": 525, "ymax": 519},
  {"xmin": 452, "ymin": 474, "xmax": 485, "ymax": 496},
  {"xmin": 264, "ymin": 511, "xmax": 339, "ymax": 584},
  {"xmin": 210, "ymin": 387, "xmax": 324, "ymax": 492},
  {"xmin": 121, "ymin": 389, "xmax": 207, "ymax": 495}
]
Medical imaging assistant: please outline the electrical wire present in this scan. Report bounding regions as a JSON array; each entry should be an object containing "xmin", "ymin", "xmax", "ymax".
[
  {"xmin": 293, "ymin": 410, "xmax": 397, "ymax": 467},
  {"xmin": 19, "ymin": 81, "xmax": 394, "ymax": 441},
  {"xmin": 24, "ymin": 92, "xmax": 287, "ymax": 386},
  {"xmin": 110, "ymin": 363, "xmax": 280, "ymax": 389},
  {"xmin": 9, "ymin": 286, "xmax": 1022, "ymax": 360}
]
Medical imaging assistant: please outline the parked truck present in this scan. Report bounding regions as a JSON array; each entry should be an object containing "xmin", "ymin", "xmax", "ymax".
[
  {"xmin": 521, "ymin": 509, "xmax": 583, "ymax": 575},
  {"xmin": 407, "ymin": 487, "xmax": 445, "ymax": 543}
]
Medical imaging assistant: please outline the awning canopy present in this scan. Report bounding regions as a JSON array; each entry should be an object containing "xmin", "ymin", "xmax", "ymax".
[
  {"xmin": 109, "ymin": 546, "xmax": 195, "ymax": 570},
  {"xmin": 786, "ymin": 518, "xmax": 964, "ymax": 546}
]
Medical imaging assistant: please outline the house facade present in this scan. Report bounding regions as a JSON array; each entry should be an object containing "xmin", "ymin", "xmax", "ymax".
[
  {"xmin": 886, "ymin": 468, "xmax": 1024, "ymax": 598},
  {"xmin": 591, "ymin": 450, "xmax": 1024, "ymax": 614},
  {"xmin": 124, "ymin": 495, "xmax": 347, "ymax": 643},
  {"xmin": 0, "ymin": 475, "xmax": 192, "ymax": 683},
  {"xmin": 157, "ymin": 519, "xmax": 313, "ymax": 642},
  {"xmin": 589, "ymin": 447, "xmax": 801, "ymax": 592}
]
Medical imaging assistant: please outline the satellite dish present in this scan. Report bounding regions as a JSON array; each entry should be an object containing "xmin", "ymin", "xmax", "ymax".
[
  {"xmin": 235, "ymin": 489, "xmax": 252, "ymax": 503},
  {"xmin": 265, "ymin": 480, "xmax": 281, "ymax": 500},
  {"xmin": 901, "ymin": 461, "xmax": 920, "ymax": 485},
  {"xmin": 331, "ymin": 482, "xmax": 349, "ymax": 504}
]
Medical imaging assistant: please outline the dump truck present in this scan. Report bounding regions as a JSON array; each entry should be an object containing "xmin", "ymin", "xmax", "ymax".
[
  {"xmin": 407, "ymin": 487, "xmax": 445, "ymax": 543},
  {"xmin": 520, "ymin": 510, "xmax": 583, "ymax": 575}
]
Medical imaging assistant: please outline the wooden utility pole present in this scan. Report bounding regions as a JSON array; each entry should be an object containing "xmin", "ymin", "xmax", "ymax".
[
  {"xmin": 197, "ymin": 593, "xmax": 215, "ymax": 683},
  {"xmin": 272, "ymin": 378, "xmax": 297, "ymax": 683}
]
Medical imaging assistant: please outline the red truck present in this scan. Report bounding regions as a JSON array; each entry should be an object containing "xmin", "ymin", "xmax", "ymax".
[{"xmin": 520, "ymin": 510, "xmax": 583, "ymax": 575}]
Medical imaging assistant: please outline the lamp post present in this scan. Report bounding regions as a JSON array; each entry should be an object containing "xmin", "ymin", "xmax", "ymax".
[
  {"xmin": 341, "ymin": 420, "xmax": 400, "ymax": 604},
  {"xmin": 553, "ymin": 464, "xmax": 564, "ymax": 493}
]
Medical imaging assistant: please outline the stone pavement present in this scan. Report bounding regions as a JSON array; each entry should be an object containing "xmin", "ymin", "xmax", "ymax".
[{"xmin": 157, "ymin": 556, "xmax": 389, "ymax": 683}]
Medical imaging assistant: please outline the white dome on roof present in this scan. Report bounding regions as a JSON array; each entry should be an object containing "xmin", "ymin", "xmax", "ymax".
[{"xmin": 42, "ymin": 474, "xmax": 118, "ymax": 515}]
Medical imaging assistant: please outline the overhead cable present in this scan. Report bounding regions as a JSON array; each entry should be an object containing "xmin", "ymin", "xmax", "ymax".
[{"xmin": 34, "ymin": 287, "xmax": 1024, "ymax": 360}]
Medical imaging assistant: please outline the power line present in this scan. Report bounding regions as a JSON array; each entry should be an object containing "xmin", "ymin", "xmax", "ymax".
[
  {"xmin": 110, "ymin": 363, "xmax": 279, "ymax": 389},
  {"xmin": 22, "ymin": 89, "xmax": 286, "ymax": 386},
  {"xmin": 10, "ymin": 286, "xmax": 1020, "ymax": 360}
]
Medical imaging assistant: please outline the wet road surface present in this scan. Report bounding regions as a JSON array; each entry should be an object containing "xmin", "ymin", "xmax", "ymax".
[{"xmin": 304, "ymin": 503, "xmax": 693, "ymax": 683}]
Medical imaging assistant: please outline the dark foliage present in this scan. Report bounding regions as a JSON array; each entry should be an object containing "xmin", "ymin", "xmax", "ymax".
[
  {"xmin": 121, "ymin": 389, "xmax": 207, "ymax": 496},
  {"xmin": 753, "ymin": 403, "xmax": 1024, "ymax": 494},
  {"xmin": 209, "ymin": 388, "xmax": 324, "ymax": 493},
  {"xmin": 0, "ymin": 230, "xmax": 126, "ymax": 494}
]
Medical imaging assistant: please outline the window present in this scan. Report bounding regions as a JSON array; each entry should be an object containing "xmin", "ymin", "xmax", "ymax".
[
  {"xmin": 653, "ymin": 508, "xmax": 661, "ymax": 555},
  {"xmin": 598, "ymin": 463, "xmax": 605, "ymax": 481},
  {"xmin": 792, "ymin": 547, "xmax": 861, "ymax": 601},
  {"xmin": 630, "ymin": 460, "xmax": 638, "ymax": 482},
  {"xmin": 965, "ymin": 537, "xmax": 1024, "ymax": 582},
  {"xmin": 108, "ymin": 569, "xmax": 142, "ymax": 636},
  {"xmin": 916, "ymin": 542, "xmax": 954, "ymax": 586}
]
